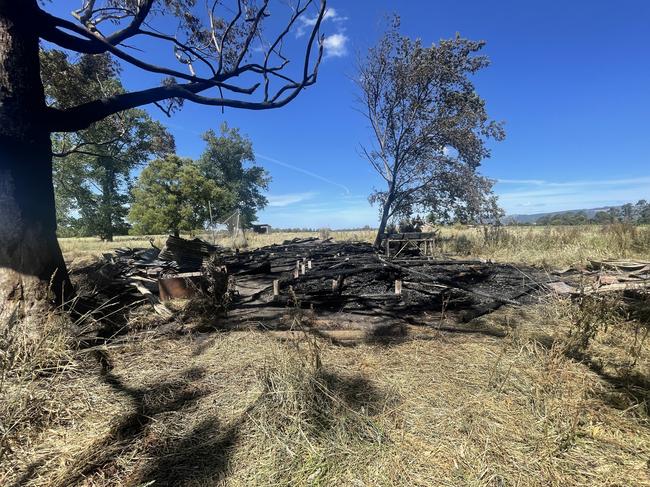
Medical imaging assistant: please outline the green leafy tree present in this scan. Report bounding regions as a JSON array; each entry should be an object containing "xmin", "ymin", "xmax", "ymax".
[
  {"xmin": 129, "ymin": 155, "xmax": 233, "ymax": 236},
  {"xmin": 197, "ymin": 123, "xmax": 270, "ymax": 226},
  {"xmin": 357, "ymin": 18, "xmax": 505, "ymax": 246},
  {"xmin": 564, "ymin": 211, "xmax": 588, "ymax": 225},
  {"xmin": 593, "ymin": 211, "xmax": 614, "ymax": 225},
  {"xmin": 608, "ymin": 207, "xmax": 622, "ymax": 222},
  {"xmin": 621, "ymin": 203, "xmax": 634, "ymax": 222},
  {"xmin": 42, "ymin": 50, "xmax": 175, "ymax": 241},
  {"xmin": 636, "ymin": 200, "xmax": 650, "ymax": 224}
]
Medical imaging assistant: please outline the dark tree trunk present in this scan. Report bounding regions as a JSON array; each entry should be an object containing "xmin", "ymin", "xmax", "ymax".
[
  {"xmin": 373, "ymin": 187, "xmax": 395, "ymax": 248},
  {"xmin": 0, "ymin": 0, "xmax": 71, "ymax": 327},
  {"xmin": 99, "ymin": 159, "xmax": 114, "ymax": 242}
]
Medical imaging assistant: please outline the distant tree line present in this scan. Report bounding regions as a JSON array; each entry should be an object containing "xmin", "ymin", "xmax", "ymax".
[{"xmin": 518, "ymin": 201, "xmax": 650, "ymax": 226}]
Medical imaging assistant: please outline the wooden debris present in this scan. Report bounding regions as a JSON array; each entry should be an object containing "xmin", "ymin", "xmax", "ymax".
[
  {"xmin": 129, "ymin": 280, "xmax": 173, "ymax": 318},
  {"xmin": 158, "ymin": 235, "xmax": 221, "ymax": 271},
  {"xmin": 592, "ymin": 281, "xmax": 650, "ymax": 294},
  {"xmin": 273, "ymin": 279, "xmax": 280, "ymax": 298},
  {"xmin": 589, "ymin": 260, "xmax": 650, "ymax": 272},
  {"xmin": 550, "ymin": 258, "xmax": 650, "ymax": 295},
  {"xmin": 547, "ymin": 281, "xmax": 578, "ymax": 295},
  {"xmin": 597, "ymin": 275, "xmax": 619, "ymax": 286}
]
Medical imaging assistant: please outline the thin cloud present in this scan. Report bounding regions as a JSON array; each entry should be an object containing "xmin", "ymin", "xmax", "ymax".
[
  {"xmin": 497, "ymin": 176, "xmax": 650, "ymax": 187},
  {"xmin": 296, "ymin": 7, "xmax": 348, "ymax": 37},
  {"xmin": 255, "ymin": 152, "xmax": 351, "ymax": 195},
  {"xmin": 496, "ymin": 174, "xmax": 650, "ymax": 214},
  {"xmin": 546, "ymin": 177, "xmax": 650, "ymax": 188},
  {"xmin": 497, "ymin": 178, "xmax": 547, "ymax": 185},
  {"xmin": 267, "ymin": 192, "xmax": 316, "ymax": 207}
]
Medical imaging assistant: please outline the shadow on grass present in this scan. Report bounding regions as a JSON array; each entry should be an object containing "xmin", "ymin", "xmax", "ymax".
[
  {"xmin": 134, "ymin": 417, "xmax": 241, "ymax": 486},
  {"xmin": 13, "ymin": 352, "xmax": 242, "ymax": 487},
  {"xmin": 318, "ymin": 370, "xmax": 392, "ymax": 417},
  {"xmin": 567, "ymin": 349, "xmax": 650, "ymax": 417},
  {"xmin": 140, "ymin": 361, "xmax": 392, "ymax": 484},
  {"xmin": 505, "ymin": 315, "xmax": 650, "ymax": 419}
]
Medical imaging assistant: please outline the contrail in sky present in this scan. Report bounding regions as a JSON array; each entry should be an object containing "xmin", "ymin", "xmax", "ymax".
[
  {"xmin": 151, "ymin": 124, "xmax": 351, "ymax": 195},
  {"xmin": 255, "ymin": 152, "xmax": 351, "ymax": 195}
]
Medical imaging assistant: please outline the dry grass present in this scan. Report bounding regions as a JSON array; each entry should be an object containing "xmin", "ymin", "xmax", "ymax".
[
  {"xmin": 434, "ymin": 224, "xmax": 650, "ymax": 268},
  {"xmin": 58, "ymin": 234, "xmax": 169, "ymax": 262},
  {"xmin": 0, "ymin": 310, "xmax": 79, "ymax": 468},
  {"xmin": 59, "ymin": 224, "xmax": 650, "ymax": 269},
  {"xmin": 7, "ymin": 226, "xmax": 645, "ymax": 484},
  {"xmin": 2, "ymin": 295, "xmax": 650, "ymax": 486}
]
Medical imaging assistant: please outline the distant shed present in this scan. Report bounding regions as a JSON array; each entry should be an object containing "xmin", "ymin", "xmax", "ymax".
[{"xmin": 251, "ymin": 223, "xmax": 272, "ymax": 234}]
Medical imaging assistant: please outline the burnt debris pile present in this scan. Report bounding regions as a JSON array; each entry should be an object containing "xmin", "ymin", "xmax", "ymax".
[
  {"xmin": 221, "ymin": 238, "xmax": 549, "ymax": 321},
  {"xmin": 158, "ymin": 235, "xmax": 223, "ymax": 272},
  {"xmin": 70, "ymin": 236, "xmax": 232, "ymax": 323},
  {"xmin": 73, "ymin": 235, "xmax": 554, "ymax": 327}
]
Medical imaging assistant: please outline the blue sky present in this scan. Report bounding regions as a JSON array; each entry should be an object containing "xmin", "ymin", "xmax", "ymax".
[{"xmin": 46, "ymin": 1, "xmax": 650, "ymax": 227}]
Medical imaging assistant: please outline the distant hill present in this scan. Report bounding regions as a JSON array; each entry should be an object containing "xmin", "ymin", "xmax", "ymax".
[{"xmin": 506, "ymin": 206, "xmax": 615, "ymax": 224}]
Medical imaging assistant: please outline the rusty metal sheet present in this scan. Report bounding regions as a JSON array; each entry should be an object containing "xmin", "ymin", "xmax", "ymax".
[{"xmin": 158, "ymin": 273, "xmax": 202, "ymax": 301}]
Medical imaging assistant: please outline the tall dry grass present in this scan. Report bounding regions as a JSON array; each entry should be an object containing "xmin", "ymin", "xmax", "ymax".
[
  {"xmin": 59, "ymin": 224, "xmax": 650, "ymax": 269},
  {"xmin": 435, "ymin": 224, "xmax": 650, "ymax": 267},
  {"xmin": 0, "ymin": 309, "xmax": 77, "ymax": 467}
]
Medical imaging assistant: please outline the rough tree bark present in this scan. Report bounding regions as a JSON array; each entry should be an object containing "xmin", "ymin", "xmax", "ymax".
[{"xmin": 0, "ymin": 1, "xmax": 71, "ymax": 327}]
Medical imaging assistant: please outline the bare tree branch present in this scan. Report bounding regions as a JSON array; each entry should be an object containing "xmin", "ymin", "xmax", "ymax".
[
  {"xmin": 37, "ymin": 0, "xmax": 326, "ymax": 132},
  {"xmin": 52, "ymin": 134, "xmax": 125, "ymax": 157}
]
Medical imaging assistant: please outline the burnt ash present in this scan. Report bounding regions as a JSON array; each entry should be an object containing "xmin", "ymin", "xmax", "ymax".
[{"xmin": 223, "ymin": 238, "xmax": 548, "ymax": 320}]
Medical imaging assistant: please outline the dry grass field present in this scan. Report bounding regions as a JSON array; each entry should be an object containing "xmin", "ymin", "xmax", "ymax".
[
  {"xmin": 2, "ymin": 225, "xmax": 650, "ymax": 486},
  {"xmin": 59, "ymin": 223, "xmax": 650, "ymax": 269}
]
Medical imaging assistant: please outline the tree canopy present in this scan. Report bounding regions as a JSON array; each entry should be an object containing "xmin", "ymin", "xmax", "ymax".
[
  {"xmin": 357, "ymin": 19, "xmax": 504, "ymax": 245},
  {"xmin": 129, "ymin": 155, "xmax": 233, "ymax": 236},
  {"xmin": 42, "ymin": 50, "xmax": 175, "ymax": 239},
  {"xmin": 198, "ymin": 123, "xmax": 270, "ymax": 226}
]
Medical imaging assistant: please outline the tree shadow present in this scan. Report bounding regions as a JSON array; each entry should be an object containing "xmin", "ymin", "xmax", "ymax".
[
  {"xmin": 16, "ymin": 352, "xmax": 228, "ymax": 487},
  {"xmin": 318, "ymin": 370, "xmax": 393, "ymax": 417},
  {"xmin": 496, "ymin": 317, "xmax": 650, "ymax": 419},
  {"xmin": 567, "ymin": 349, "xmax": 650, "ymax": 417},
  {"xmin": 286, "ymin": 369, "xmax": 394, "ymax": 449},
  {"xmin": 133, "ymin": 416, "xmax": 241, "ymax": 486}
]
